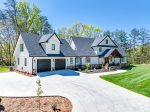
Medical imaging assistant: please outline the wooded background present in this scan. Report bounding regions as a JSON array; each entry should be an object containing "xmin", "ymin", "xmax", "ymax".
[{"xmin": 0, "ymin": 0, "xmax": 149, "ymax": 66}]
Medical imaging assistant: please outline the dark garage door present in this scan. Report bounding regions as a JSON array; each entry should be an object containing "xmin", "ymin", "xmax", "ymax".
[
  {"xmin": 55, "ymin": 59, "xmax": 66, "ymax": 70},
  {"xmin": 37, "ymin": 59, "xmax": 51, "ymax": 72}
]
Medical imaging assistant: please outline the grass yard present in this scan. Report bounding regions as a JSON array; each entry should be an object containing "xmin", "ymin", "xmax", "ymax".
[
  {"xmin": 0, "ymin": 66, "xmax": 9, "ymax": 72},
  {"xmin": 100, "ymin": 65, "xmax": 150, "ymax": 97}
]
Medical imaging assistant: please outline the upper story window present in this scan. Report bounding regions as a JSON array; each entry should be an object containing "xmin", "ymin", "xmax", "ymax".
[
  {"xmin": 86, "ymin": 57, "xmax": 91, "ymax": 63},
  {"xmin": 106, "ymin": 39, "xmax": 108, "ymax": 44},
  {"xmin": 52, "ymin": 44, "xmax": 55, "ymax": 50},
  {"xmin": 20, "ymin": 44, "xmax": 24, "ymax": 52},
  {"xmin": 99, "ymin": 47, "xmax": 102, "ymax": 52},
  {"xmin": 70, "ymin": 58, "xmax": 73, "ymax": 64}
]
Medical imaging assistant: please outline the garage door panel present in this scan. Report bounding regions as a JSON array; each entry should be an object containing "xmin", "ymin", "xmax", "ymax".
[
  {"xmin": 55, "ymin": 59, "xmax": 66, "ymax": 70},
  {"xmin": 37, "ymin": 59, "xmax": 51, "ymax": 72}
]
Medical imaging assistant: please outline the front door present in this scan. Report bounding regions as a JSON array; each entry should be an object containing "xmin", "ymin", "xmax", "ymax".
[{"xmin": 104, "ymin": 58, "xmax": 109, "ymax": 64}]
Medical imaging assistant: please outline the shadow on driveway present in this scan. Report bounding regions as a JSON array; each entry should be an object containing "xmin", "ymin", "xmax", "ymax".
[{"xmin": 37, "ymin": 69, "xmax": 80, "ymax": 77}]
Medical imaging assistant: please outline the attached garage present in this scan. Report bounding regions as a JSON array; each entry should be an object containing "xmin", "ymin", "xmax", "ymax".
[
  {"xmin": 37, "ymin": 59, "xmax": 51, "ymax": 72},
  {"xmin": 55, "ymin": 59, "xmax": 66, "ymax": 70}
]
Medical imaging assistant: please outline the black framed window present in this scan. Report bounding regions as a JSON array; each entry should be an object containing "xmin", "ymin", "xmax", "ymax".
[
  {"xmin": 106, "ymin": 39, "xmax": 108, "ymax": 44},
  {"xmin": 24, "ymin": 58, "xmax": 27, "ymax": 66},
  {"xmin": 86, "ymin": 57, "xmax": 91, "ymax": 63},
  {"xmin": 20, "ymin": 44, "xmax": 24, "ymax": 52},
  {"xmin": 99, "ymin": 47, "xmax": 102, "ymax": 52},
  {"xmin": 70, "ymin": 58, "xmax": 73, "ymax": 64},
  {"xmin": 52, "ymin": 44, "xmax": 55, "ymax": 50},
  {"xmin": 121, "ymin": 57, "xmax": 125, "ymax": 62},
  {"xmin": 17, "ymin": 58, "xmax": 19, "ymax": 65}
]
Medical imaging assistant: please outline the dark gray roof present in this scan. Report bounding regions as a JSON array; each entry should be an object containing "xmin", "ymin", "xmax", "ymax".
[
  {"xmin": 60, "ymin": 39, "xmax": 77, "ymax": 56},
  {"xmin": 21, "ymin": 32, "xmax": 76, "ymax": 57},
  {"xmin": 72, "ymin": 37, "xmax": 97, "ymax": 57},
  {"xmin": 21, "ymin": 32, "xmax": 126, "ymax": 57},
  {"xmin": 21, "ymin": 32, "xmax": 47, "ymax": 57},
  {"xmin": 39, "ymin": 33, "xmax": 54, "ymax": 43}
]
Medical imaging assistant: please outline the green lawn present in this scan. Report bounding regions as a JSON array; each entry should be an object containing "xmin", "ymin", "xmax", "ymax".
[
  {"xmin": 100, "ymin": 65, "xmax": 150, "ymax": 97},
  {"xmin": 0, "ymin": 66, "xmax": 9, "ymax": 72}
]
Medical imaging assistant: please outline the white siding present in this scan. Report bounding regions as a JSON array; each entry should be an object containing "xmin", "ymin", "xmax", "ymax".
[
  {"xmin": 41, "ymin": 35, "xmax": 61, "ymax": 54},
  {"xmin": 14, "ymin": 35, "xmax": 32, "ymax": 73},
  {"xmin": 99, "ymin": 36, "xmax": 116, "ymax": 46},
  {"xmin": 81, "ymin": 57, "xmax": 99, "ymax": 65}
]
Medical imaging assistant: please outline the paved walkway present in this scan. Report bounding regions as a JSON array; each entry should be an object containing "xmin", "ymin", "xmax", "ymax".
[{"xmin": 0, "ymin": 70, "xmax": 150, "ymax": 112}]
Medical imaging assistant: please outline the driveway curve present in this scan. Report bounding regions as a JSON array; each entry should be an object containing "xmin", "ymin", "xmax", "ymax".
[{"xmin": 0, "ymin": 71, "xmax": 150, "ymax": 112}]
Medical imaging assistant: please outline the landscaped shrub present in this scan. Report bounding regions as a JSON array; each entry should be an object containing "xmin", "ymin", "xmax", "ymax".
[{"xmin": 85, "ymin": 63, "xmax": 90, "ymax": 72}]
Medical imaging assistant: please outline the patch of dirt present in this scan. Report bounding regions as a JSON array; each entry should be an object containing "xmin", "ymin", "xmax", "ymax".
[{"xmin": 1, "ymin": 96, "xmax": 72, "ymax": 112}]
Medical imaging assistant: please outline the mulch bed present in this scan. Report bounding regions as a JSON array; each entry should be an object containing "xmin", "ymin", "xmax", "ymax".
[
  {"xmin": 0, "ymin": 96, "xmax": 72, "ymax": 112},
  {"xmin": 80, "ymin": 69, "xmax": 114, "ymax": 74}
]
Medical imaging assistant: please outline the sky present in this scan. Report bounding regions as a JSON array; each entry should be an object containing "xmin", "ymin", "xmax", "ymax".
[{"xmin": 0, "ymin": 0, "xmax": 150, "ymax": 32}]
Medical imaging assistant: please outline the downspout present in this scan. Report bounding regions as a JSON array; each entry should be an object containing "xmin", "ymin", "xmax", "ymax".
[{"xmin": 32, "ymin": 57, "xmax": 33, "ymax": 75}]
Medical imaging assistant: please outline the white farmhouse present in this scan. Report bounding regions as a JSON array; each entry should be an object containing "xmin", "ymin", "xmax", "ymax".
[{"xmin": 13, "ymin": 32, "xmax": 127, "ymax": 74}]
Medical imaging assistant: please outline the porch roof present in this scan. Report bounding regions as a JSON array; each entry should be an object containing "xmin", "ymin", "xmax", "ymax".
[{"xmin": 104, "ymin": 48, "xmax": 122, "ymax": 57}]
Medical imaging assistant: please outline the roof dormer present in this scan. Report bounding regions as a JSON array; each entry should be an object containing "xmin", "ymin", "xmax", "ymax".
[{"xmin": 39, "ymin": 33, "xmax": 62, "ymax": 54}]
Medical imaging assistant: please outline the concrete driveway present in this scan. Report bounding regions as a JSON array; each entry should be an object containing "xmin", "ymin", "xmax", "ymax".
[{"xmin": 0, "ymin": 70, "xmax": 150, "ymax": 112}]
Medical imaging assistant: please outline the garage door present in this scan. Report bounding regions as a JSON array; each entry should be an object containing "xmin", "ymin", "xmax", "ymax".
[
  {"xmin": 55, "ymin": 59, "xmax": 66, "ymax": 70},
  {"xmin": 37, "ymin": 59, "xmax": 51, "ymax": 72}
]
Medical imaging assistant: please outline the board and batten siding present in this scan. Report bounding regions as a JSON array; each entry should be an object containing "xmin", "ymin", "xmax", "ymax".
[
  {"xmin": 14, "ymin": 35, "xmax": 32, "ymax": 73},
  {"xmin": 41, "ymin": 35, "xmax": 60, "ymax": 54},
  {"xmin": 81, "ymin": 57, "xmax": 99, "ymax": 65}
]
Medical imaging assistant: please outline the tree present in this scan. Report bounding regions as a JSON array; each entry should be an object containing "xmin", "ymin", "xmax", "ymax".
[
  {"xmin": 129, "ymin": 28, "xmax": 140, "ymax": 64},
  {"xmin": 58, "ymin": 22, "xmax": 102, "ymax": 38},
  {"xmin": 138, "ymin": 28, "xmax": 150, "ymax": 63},
  {"xmin": 0, "ymin": 0, "xmax": 53, "ymax": 65},
  {"xmin": 113, "ymin": 30, "xmax": 129, "ymax": 49},
  {"xmin": 103, "ymin": 30, "xmax": 114, "ymax": 37},
  {"xmin": 16, "ymin": 1, "xmax": 42, "ymax": 34},
  {"xmin": 40, "ymin": 16, "xmax": 54, "ymax": 35}
]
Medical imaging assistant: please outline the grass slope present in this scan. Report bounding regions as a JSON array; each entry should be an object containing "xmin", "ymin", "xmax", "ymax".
[
  {"xmin": 0, "ymin": 66, "xmax": 9, "ymax": 72},
  {"xmin": 100, "ymin": 65, "xmax": 150, "ymax": 97}
]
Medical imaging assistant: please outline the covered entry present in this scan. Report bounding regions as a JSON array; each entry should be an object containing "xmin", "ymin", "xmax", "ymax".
[
  {"xmin": 55, "ymin": 59, "xmax": 66, "ymax": 70},
  {"xmin": 37, "ymin": 59, "xmax": 51, "ymax": 72}
]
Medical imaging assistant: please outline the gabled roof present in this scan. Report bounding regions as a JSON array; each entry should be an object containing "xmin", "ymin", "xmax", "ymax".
[
  {"xmin": 72, "ymin": 37, "xmax": 97, "ymax": 57},
  {"xmin": 20, "ymin": 32, "xmax": 76, "ymax": 57},
  {"xmin": 91, "ymin": 35, "xmax": 117, "ymax": 47},
  {"xmin": 39, "ymin": 32, "xmax": 62, "ymax": 44},
  {"xmin": 21, "ymin": 32, "xmax": 47, "ymax": 57}
]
